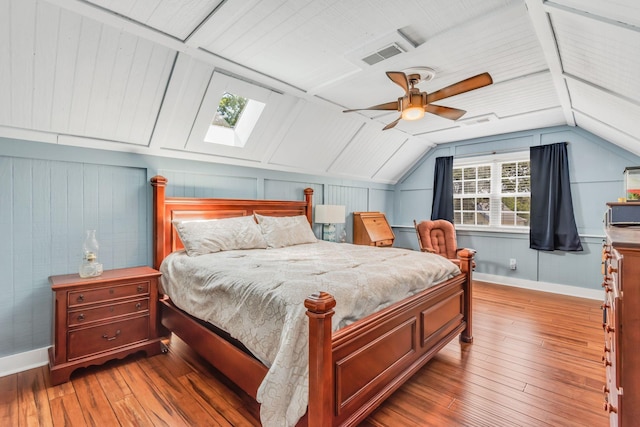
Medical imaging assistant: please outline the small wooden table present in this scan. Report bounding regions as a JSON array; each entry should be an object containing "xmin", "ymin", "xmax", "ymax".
[{"xmin": 48, "ymin": 266, "xmax": 164, "ymax": 385}]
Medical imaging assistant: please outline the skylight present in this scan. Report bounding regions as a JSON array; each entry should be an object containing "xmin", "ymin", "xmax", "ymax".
[{"xmin": 204, "ymin": 92, "xmax": 265, "ymax": 147}]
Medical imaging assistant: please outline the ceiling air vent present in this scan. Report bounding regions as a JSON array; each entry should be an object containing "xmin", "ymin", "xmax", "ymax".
[{"xmin": 361, "ymin": 43, "xmax": 405, "ymax": 66}]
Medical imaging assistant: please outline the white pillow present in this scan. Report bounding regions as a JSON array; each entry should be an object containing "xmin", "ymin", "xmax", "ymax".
[
  {"xmin": 255, "ymin": 214, "xmax": 317, "ymax": 248},
  {"xmin": 173, "ymin": 216, "xmax": 267, "ymax": 256}
]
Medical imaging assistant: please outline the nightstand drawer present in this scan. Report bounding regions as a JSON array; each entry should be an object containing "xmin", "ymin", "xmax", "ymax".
[
  {"xmin": 67, "ymin": 315, "xmax": 149, "ymax": 360},
  {"xmin": 67, "ymin": 298, "xmax": 149, "ymax": 327},
  {"xmin": 68, "ymin": 281, "xmax": 149, "ymax": 307},
  {"xmin": 374, "ymin": 239, "xmax": 393, "ymax": 247}
]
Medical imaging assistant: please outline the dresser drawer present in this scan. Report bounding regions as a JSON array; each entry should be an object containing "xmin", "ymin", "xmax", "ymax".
[
  {"xmin": 374, "ymin": 239, "xmax": 393, "ymax": 247},
  {"xmin": 67, "ymin": 315, "xmax": 150, "ymax": 360},
  {"xmin": 67, "ymin": 298, "xmax": 149, "ymax": 327},
  {"xmin": 68, "ymin": 281, "xmax": 149, "ymax": 307}
]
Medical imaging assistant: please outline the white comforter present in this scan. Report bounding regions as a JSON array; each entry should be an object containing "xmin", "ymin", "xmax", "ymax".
[{"xmin": 159, "ymin": 241, "xmax": 460, "ymax": 427}]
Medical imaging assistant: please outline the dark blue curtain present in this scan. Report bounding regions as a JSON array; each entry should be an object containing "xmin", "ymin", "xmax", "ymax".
[
  {"xmin": 431, "ymin": 156, "xmax": 454, "ymax": 222},
  {"xmin": 529, "ymin": 142, "xmax": 583, "ymax": 251}
]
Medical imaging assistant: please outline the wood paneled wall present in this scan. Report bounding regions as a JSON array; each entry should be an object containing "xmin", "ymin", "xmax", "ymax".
[{"xmin": 0, "ymin": 156, "xmax": 148, "ymax": 358}]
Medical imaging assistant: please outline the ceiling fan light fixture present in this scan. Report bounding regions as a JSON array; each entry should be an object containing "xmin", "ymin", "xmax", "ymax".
[{"xmin": 401, "ymin": 106, "xmax": 425, "ymax": 121}]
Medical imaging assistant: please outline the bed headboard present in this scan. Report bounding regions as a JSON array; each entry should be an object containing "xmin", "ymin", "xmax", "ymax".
[{"xmin": 150, "ymin": 175, "xmax": 314, "ymax": 269}]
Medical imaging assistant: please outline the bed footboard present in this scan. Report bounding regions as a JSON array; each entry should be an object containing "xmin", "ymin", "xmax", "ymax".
[{"xmin": 305, "ymin": 251, "xmax": 474, "ymax": 427}]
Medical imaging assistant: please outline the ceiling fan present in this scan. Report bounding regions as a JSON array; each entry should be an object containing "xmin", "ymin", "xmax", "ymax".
[{"xmin": 343, "ymin": 68, "xmax": 493, "ymax": 130}]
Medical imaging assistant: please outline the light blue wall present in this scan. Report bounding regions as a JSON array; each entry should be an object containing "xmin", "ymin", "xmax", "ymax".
[
  {"xmin": 393, "ymin": 125, "xmax": 640, "ymax": 291},
  {"xmin": 2, "ymin": 124, "xmax": 638, "ymax": 359},
  {"xmin": 0, "ymin": 137, "xmax": 394, "ymax": 358}
]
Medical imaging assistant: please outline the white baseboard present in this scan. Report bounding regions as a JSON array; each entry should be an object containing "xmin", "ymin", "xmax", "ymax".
[
  {"xmin": 474, "ymin": 272, "xmax": 602, "ymax": 300},
  {"xmin": 0, "ymin": 346, "xmax": 50, "ymax": 378}
]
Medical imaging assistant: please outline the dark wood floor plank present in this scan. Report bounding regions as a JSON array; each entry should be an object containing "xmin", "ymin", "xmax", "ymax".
[
  {"xmin": 94, "ymin": 359, "xmax": 134, "ymax": 402},
  {"xmin": 179, "ymin": 372, "xmax": 259, "ymax": 427},
  {"xmin": 45, "ymin": 375, "xmax": 76, "ymax": 401},
  {"xmin": 116, "ymin": 360, "xmax": 191, "ymax": 426},
  {"xmin": 111, "ymin": 394, "xmax": 155, "ymax": 427},
  {"xmin": 137, "ymin": 356, "xmax": 223, "ymax": 427},
  {"xmin": 72, "ymin": 373, "xmax": 120, "ymax": 426},
  {"xmin": 17, "ymin": 367, "xmax": 53, "ymax": 427},
  {"xmin": 49, "ymin": 394, "xmax": 87, "ymax": 427},
  {"xmin": 0, "ymin": 374, "xmax": 18, "ymax": 427}
]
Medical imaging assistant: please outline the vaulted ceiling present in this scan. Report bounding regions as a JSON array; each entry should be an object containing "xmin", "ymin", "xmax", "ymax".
[{"xmin": 1, "ymin": 0, "xmax": 638, "ymax": 183}]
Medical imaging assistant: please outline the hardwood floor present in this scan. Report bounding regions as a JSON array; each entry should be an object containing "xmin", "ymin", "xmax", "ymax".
[{"xmin": 1, "ymin": 281, "xmax": 608, "ymax": 426}]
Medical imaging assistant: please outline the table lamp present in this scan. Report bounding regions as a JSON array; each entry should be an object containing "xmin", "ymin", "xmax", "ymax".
[{"xmin": 315, "ymin": 205, "xmax": 345, "ymax": 242}]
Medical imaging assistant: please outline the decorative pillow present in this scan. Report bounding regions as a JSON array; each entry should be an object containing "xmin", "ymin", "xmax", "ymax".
[
  {"xmin": 173, "ymin": 215, "xmax": 267, "ymax": 256},
  {"xmin": 255, "ymin": 214, "xmax": 317, "ymax": 248}
]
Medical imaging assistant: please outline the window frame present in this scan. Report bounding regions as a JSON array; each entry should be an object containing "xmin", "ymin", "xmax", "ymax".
[
  {"xmin": 187, "ymin": 72, "xmax": 274, "ymax": 155},
  {"xmin": 453, "ymin": 151, "xmax": 530, "ymax": 233}
]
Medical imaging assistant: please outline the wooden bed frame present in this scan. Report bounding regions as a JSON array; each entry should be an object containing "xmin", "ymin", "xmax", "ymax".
[{"xmin": 151, "ymin": 175, "xmax": 475, "ymax": 427}]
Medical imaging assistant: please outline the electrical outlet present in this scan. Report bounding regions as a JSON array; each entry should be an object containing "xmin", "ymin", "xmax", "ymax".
[{"xmin": 509, "ymin": 258, "xmax": 517, "ymax": 270}]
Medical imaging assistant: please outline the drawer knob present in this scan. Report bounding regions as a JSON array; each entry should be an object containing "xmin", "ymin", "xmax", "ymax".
[
  {"xmin": 77, "ymin": 313, "xmax": 85, "ymax": 321},
  {"xmin": 137, "ymin": 285, "xmax": 144, "ymax": 292},
  {"xmin": 603, "ymin": 385, "xmax": 610, "ymax": 394},
  {"xmin": 603, "ymin": 356, "xmax": 612, "ymax": 367},
  {"xmin": 136, "ymin": 302, "xmax": 141, "ymax": 309},
  {"xmin": 102, "ymin": 330, "xmax": 121, "ymax": 341},
  {"xmin": 603, "ymin": 402, "xmax": 617, "ymax": 414},
  {"xmin": 77, "ymin": 294, "xmax": 84, "ymax": 303},
  {"xmin": 607, "ymin": 265, "xmax": 618, "ymax": 274}
]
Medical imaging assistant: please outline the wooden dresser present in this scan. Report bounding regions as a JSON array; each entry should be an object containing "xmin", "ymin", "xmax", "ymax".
[
  {"xmin": 48, "ymin": 266, "xmax": 164, "ymax": 385},
  {"xmin": 353, "ymin": 211, "xmax": 395, "ymax": 247},
  {"xmin": 602, "ymin": 225, "xmax": 640, "ymax": 426}
]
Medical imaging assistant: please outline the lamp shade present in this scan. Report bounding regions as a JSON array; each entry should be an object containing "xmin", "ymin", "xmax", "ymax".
[{"xmin": 315, "ymin": 205, "xmax": 345, "ymax": 224}]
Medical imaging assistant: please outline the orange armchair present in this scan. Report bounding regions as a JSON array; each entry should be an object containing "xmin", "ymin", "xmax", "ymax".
[{"xmin": 413, "ymin": 219, "xmax": 464, "ymax": 266}]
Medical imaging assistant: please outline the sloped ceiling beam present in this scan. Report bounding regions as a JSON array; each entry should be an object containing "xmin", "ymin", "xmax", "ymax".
[{"xmin": 524, "ymin": 0, "xmax": 575, "ymax": 126}]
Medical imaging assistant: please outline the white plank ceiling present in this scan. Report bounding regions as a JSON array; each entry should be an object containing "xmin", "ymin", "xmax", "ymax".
[{"xmin": 0, "ymin": 0, "xmax": 638, "ymax": 183}]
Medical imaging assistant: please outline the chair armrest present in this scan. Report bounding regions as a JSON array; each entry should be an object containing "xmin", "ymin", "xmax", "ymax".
[
  {"xmin": 456, "ymin": 247, "xmax": 476, "ymax": 255},
  {"xmin": 456, "ymin": 248, "xmax": 476, "ymax": 269}
]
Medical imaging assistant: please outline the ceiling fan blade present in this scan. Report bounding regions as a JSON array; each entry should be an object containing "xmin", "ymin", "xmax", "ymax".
[
  {"xmin": 382, "ymin": 116, "xmax": 401, "ymax": 130},
  {"xmin": 425, "ymin": 104, "xmax": 467, "ymax": 120},
  {"xmin": 386, "ymin": 71, "xmax": 410, "ymax": 95},
  {"xmin": 343, "ymin": 100, "xmax": 399, "ymax": 113},
  {"xmin": 427, "ymin": 72, "xmax": 493, "ymax": 104}
]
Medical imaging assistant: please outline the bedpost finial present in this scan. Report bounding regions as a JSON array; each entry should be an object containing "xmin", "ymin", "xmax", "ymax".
[
  {"xmin": 304, "ymin": 291, "xmax": 336, "ymax": 313},
  {"xmin": 151, "ymin": 175, "xmax": 168, "ymax": 187},
  {"xmin": 304, "ymin": 188, "xmax": 314, "ymax": 196}
]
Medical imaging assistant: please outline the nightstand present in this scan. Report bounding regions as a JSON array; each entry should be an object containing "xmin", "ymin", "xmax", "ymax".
[{"xmin": 48, "ymin": 266, "xmax": 164, "ymax": 385}]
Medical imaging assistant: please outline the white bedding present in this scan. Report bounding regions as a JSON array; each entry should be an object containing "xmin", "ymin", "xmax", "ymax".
[{"xmin": 159, "ymin": 240, "xmax": 460, "ymax": 427}]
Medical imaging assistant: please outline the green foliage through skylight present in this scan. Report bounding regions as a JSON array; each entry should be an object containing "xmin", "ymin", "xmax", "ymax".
[{"xmin": 214, "ymin": 92, "xmax": 248, "ymax": 128}]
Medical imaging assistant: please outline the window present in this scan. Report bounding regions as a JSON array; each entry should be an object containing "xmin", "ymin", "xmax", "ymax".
[
  {"xmin": 453, "ymin": 154, "xmax": 530, "ymax": 229},
  {"xmin": 204, "ymin": 91, "xmax": 265, "ymax": 148}
]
